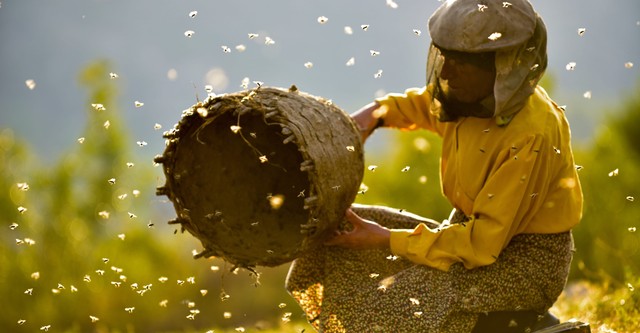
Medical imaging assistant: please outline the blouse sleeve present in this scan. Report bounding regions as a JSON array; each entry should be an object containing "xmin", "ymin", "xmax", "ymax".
[
  {"xmin": 389, "ymin": 134, "xmax": 551, "ymax": 271},
  {"xmin": 374, "ymin": 86, "xmax": 444, "ymax": 135}
]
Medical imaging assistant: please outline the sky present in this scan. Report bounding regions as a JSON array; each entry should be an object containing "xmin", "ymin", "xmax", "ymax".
[{"xmin": 0, "ymin": 0, "xmax": 638, "ymax": 162}]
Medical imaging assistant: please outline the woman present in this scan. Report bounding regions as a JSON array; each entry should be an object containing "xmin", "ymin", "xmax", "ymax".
[{"xmin": 286, "ymin": 0, "xmax": 583, "ymax": 332}]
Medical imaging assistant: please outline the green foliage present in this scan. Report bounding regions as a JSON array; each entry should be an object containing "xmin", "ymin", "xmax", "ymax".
[
  {"xmin": 552, "ymin": 276, "xmax": 640, "ymax": 333},
  {"xmin": 611, "ymin": 84, "xmax": 640, "ymax": 159},
  {"xmin": 0, "ymin": 128, "xmax": 38, "ymax": 323},
  {"xmin": 1, "ymin": 59, "xmax": 148, "ymax": 331},
  {"xmin": 570, "ymin": 83, "xmax": 640, "ymax": 283}
]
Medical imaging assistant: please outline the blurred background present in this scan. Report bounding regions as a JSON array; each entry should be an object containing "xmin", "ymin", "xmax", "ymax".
[{"xmin": 1, "ymin": 0, "xmax": 639, "ymax": 332}]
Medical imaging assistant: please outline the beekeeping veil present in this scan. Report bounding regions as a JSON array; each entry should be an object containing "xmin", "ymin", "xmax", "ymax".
[{"xmin": 427, "ymin": 0, "xmax": 547, "ymax": 125}]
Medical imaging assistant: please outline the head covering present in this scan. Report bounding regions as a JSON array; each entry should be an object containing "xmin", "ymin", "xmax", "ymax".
[{"xmin": 426, "ymin": 0, "xmax": 548, "ymax": 125}]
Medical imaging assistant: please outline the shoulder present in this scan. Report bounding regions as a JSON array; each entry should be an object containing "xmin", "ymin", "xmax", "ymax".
[{"xmin": 508, "ymin": 86, "xmax": 569, "ymax": 138}]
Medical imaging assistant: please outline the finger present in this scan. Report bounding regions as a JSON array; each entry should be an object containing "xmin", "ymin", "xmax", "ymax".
[
  {"xmin": 333, "ymin": 229, "xmax": 348, "ymax": 236},
  {"xmin": 324, "ymin": 233, "xmax": 347, "ymax": 246},
  {"xmin": 325, "ymin": 226, "xmax": 355, "ymax": 246},
  {"xmin": 345, "ymin": 208, "xmax": 356, "ymax": 219},
  {"xmin": 344, "ymin": 208, "xmax": 364, "ymax": 226}
]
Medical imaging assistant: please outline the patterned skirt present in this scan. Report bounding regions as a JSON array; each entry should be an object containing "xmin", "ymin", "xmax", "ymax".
[{"xmin": 285, "ymin": 204, "xmax": 574, "ymax": 333}]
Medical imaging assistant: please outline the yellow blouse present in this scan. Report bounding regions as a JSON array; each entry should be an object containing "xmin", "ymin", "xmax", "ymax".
[{"xmin": 375, "ymin": 85, "xmax": 583, "ymax": 271}]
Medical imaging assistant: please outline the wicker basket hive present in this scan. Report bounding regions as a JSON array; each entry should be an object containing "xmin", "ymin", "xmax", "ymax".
[{"xmin": 155, "ymin": 86, "xmax": 364, "ymax": 268}]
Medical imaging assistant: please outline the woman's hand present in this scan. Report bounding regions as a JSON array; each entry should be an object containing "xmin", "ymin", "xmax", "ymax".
[
  {"xmin": 351, "ymin": 102, "xmax": 384, "ymax": 142},
  {"xmin": 325, "ymin": 208, "xmax": 391, "ymax": 249}
]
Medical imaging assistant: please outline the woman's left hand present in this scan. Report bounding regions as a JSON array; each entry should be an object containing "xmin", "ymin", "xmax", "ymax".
[{"xmin": 325, "ymin": 208, "xmax": 391, "ymax": 249}]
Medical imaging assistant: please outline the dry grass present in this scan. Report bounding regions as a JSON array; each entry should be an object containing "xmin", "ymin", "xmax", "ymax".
[
  {"xmin": 550, "ymin": 280, "xmax": 640, "ymax": 333},
  {"xmin": 204, "ymin": 279, "xmax": 639, "ymax": 333}
]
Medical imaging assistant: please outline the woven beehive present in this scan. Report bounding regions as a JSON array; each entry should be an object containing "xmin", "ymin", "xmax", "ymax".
[{"xmin": 155, "ymin": 86, "xmax": 364, "ymax": 268}]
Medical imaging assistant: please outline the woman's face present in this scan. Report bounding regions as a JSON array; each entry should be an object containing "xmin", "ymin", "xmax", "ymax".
[{"xmin": 438, "ymin": 50, "xmax": 496, "ymax": 104}]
